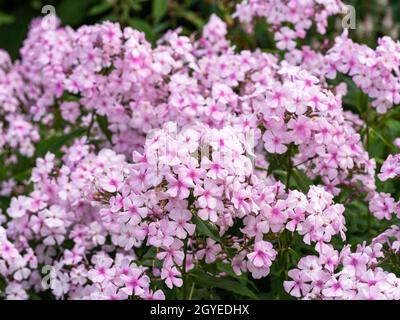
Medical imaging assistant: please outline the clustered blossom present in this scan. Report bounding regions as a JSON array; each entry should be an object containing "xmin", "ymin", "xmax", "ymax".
[
  {"xmin": 283, "ymin": 32, "xmax": 400, "ymax": 113},
  {"xmin": 0, "ymin": 14, "xmax": 375, "ymax": 197},
  {"xmin": 324, "ymin": 31, "xmax": 400, "ymax": 113},
  {"xmin": 0, "ymin": 50, "xmax": 39, "ymax": 157},
  {"xmin": 379, "ymin": 154, "xmax": 400, "ymax": 181},
  {"xmin": 234, "ymin": 0, "xmax": 345, "ymax": 48},
  {"xmin": 369, "ymin": 153, "xmax": 400, "ymax": 221},
  {"xmin": 284, "ymin": 229, "xmax": 400, "ymax": 300},
  {"xmin": 0, "ymin": 2, "xmax": 399, "ymax": 301},
  {"xmin": 0, "ymin": 122, "xmax": 350, "ymax": 299}
]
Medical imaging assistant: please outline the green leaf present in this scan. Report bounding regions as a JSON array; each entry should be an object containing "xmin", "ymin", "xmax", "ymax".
[
  {"xmin": 193, "ymin": 215, "xmax": 221, "ymax": 243},
  {"xmin": 0, "ymin": 12, "xmax": 14, "ymax": 26},
  {"xmin": 11, "ymin": 167, "xmax": 33, "ymax": 183},
  {"xmin": 370, "ymin": 128, "xmax": 396, "ymax": 152},
  {"xmin": 128, "ymin": 19, "xmax": 155, "ymax": 43},
  {"xmin": 292, "ymin": 168, "xmax": 312, "ymax": 193},
  {"xmin": 216, "ymin": 263, "xmax": 258, "ymax": 291},
  {"xmin": 97, "ymin": 115, "xmax": 113, "ymax": 144},
  {"xmin": 142, "ymin": 247, "xmax": 157, "ymax": 260},
  {"xmin": 0, "ymin": 274, "xmax": 6, "ymax": 293},
  {"xmin": 35, "ymin": 128, "xmax": 85, "ymax": 157},
  {"xmin": 58, "ymin": 0, "xmax": 88, "ymax": 26},
  {"xmin": 190, "ymin": 271, "xmax": 257, "ymax": 299},
  {"xmin": 152, "ymin": 0, "xmax": 168, "ymax": 23},
  {"xmin": 175, "ymin": 9, "xmax": 204, "ymax": 29},
  {"xmin": 88, "ymin": 1, "xmax": 112, "ymax": 16}
]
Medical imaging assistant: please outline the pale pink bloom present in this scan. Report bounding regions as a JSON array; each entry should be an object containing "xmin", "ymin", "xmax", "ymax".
[
  {"xmin": 197, "ymin": 238, "xmax": 222, "ymax": 264},
  {"xmin": 284, "ymin": 269, "xmax": 311, "ymax": 298},
  {"xmin": 247, "ymin": 241, "xmax": 277, "ymax": 268},
  {"xmin": 120, "ymin": 268, "xmax": 150, "ymax": 296},
  {"xmin": 161, "ymin": 266, "xmax": 183, "ymax": 289},
  {"xmin": 169, "ymin": 208, "xmax": 195, "ymax": 239}
]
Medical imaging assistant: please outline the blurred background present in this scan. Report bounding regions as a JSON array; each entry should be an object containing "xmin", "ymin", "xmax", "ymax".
[{"xmin": 0, "ymin": 0, "xmax": 399, "ymax": 60}]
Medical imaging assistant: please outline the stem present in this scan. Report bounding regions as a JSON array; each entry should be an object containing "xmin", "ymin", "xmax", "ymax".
[
  {"xmin": 181, "ymin": 238, "xmax": 188, "ymax": 299},
  {"xmin": 188, "ymin": 282, "xmax": 195, "ymax": 300},
  {"xmin": 86, "ymin": 110, "xmax": 96, "ymax": 138},
  {"xmin": 366, "ymin": 121, "xmax": 370, "ymax": 153},
  {"xmin": 285, "ymin": 145, "xmax": 293, "ymax": 192}
]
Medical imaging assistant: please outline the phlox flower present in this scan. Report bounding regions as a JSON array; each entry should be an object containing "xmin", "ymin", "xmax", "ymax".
[
  {"xmin": 161, "ymin": 266, "xmax": 183, "ymax": 289},
  {"xmin": 169, "ymin": 208, "xmax": 195, "ymax": 239},
  {"xmin": 88, "ymin": 256, "xmax": 116, "ymax": 283},
  {"xmin": 194, "ymin": 179, "xmax": 223, "ymax": 210},
  {"xmin": 263, "ymin": 130, "xmax": 289, "ymax": 154},
  {"xmin": 166, "ymin": 173, "xmax": 193, "ymax": 200},
  {"xmin": 197, "ymin": 238, "xmax": 222, "ymax": 264},
  {"xmin": 283, "ymin": 269, "xmax": 311, "ymax": 298},
  {"xmin": 247, "ymin": 241, "xmax": 277, "ymax": 268},
  {"xmin": 98, "ymin": 170, "xmax": 124, "ymax": 193},
  {"xmin": 120, "ymin": 267, "xmax": 150, "ymax": 296}
]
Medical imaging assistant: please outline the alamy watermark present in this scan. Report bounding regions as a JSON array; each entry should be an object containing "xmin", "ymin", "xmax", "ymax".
[
  {"xmin": 342, "ymin": 5, "xmax": 357, "ymax": 30},
  {"xmin": 41, "ymin": 5, "xmax": 57, "ymax": 30}
]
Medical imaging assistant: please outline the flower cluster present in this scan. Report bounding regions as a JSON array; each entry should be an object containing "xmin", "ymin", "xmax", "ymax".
[
  {"xmin": 284, "ymin": 228, "xmax": 400, "ymax": 300},
  {"xmin": 324, "ymin": 31, "xmax": 400, "ymax": 113},
  {"xmin": 0, "ymin": 3, "xmax": 399, "ymax": 301},
  {"xmin": 234, "ymin": 0, "xmax": 345, "ymax": 49},
  {"xmin": 0, "ymin": 50, "xmax": 39, "ymax": 157},
  {"xmin": 0, "ymin": 15, "xmax": 376, "ymax": 198},
  {"xmin": 0, "ymin": 121, "xmax": 350, "ymax": 299}
]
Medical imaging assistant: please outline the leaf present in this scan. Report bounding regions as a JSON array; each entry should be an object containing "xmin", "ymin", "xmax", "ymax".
[
  {"xmin": 35, "ymin": 128, "xmax": 85, "ymax": 157},
  {"xmin": 11, "ymin": 167, "xmax": 32, "ymax": 183},
  {"xmin": 193, "ymin": 215, "xmax": 221, "ymax": 243},
  {"xmin": 0, "ymin": 12, "xmax": 14, "ymax": 26},
  {"xmin": 88, "ymin": 1, "xmax": 112, "ymax": 16},
  {"xmin": 0, "ymin": 274, "xmax": 6, "ymax": 294},
  {"xmin": 217, "ymin": 263, "xmax": 258, "ymax": 291},
  {"xmin": 190, "ymin": 271, "xmax": 257, "ymax": 299},
  {"xmin": 386, "ymin": 119, "xmax": 400, "ymax": 135},
  {"xmin": 175, "ymin": 9, "xmax": 204, "ymax": 29},
  {"xmin": 128, "ymin": 19, "xmax": 155, "ymax": 43},
  {"xmin": 58, "ymin": 0, "xmax": 88, "ymax": 26},
  {"xmin": 142, "ymin": 247, "xmax": 157, "ymax": 260},
  {"xmin": 152, "ymin": 0, "xmax": 168, "ymax": 23},
  {"xmin": 292, "ymin": 168, "xmax": 312, "ymax": 193},
  {"xmin": 97, "ymin": 115, "xmax": 113, "ymax": 144},
  {"xmin": 370, "ymin": 128, "xmax": 396, "ymax": 152}
]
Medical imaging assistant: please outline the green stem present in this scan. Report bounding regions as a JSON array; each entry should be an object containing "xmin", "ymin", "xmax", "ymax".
[
  {"xmin": 181, "ymin": 238, "xmax": 188, "ymax": 299},
  {"xmin": 285, "ymin": 145, "xmax": 293, "ymax": 192},
  {"xmin": 188, "ymin": 282, "xmax": 195, "ymax": 300}
]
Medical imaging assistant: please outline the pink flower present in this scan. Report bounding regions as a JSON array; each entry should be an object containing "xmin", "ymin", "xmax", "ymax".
[
  {"xmin": 197, "ymin": 238, "xmax": 222, "ymax": 264},
  {"xmin": 194, "ymin": 179, "xmax": 223, "ymax": 209},
  {"xmin": 157, "ymin": 239, "xmax": 184, "ymax": 267},
  {"xmin": 99, "ymin": 285, "xmax": 129, "ymax": 300},
  {"xmin": 247, "ymin": 241, "xmax": 277, "ymax": 268},
  {"xmin": 275, "ymin": 27, "xmax": 296, "ymax": 51},
  {"xmin": 169, "ymin": 208, "xmax": 195, "ymax": 239},
  {"xmin": 284, "ymin": 269, "xmax": 311, "ymax": 298},
  {"xmin": 120, "ymin": 267, "xmax": 150, "ymax": 296},
  {"xmin": 378, "ymin": 154, "xmax": 400, "ymax": 181},
  {"xmin": 119, "ymin": 195, "xmax": 147, "ymax": 224},
  {"xmin": 161, "ymin": 266, "xmax": 183, "ymax": 289},
  {"xmin": 287, "ymin": 116, "xmax": 312, "ymax": 144},
  {"xmin": 369, "ymin": 192, "xmax": 396, "ymax": 220},
  {"xmin": 263, "ymin": 130, "xmax": 289, "ymax": 154},
  {"xmin": 99, "ymin": 171, "xmax": 124, "ymax": 193},
  {"xmin": 263, "ymin": 200, "xmax": 288, "ymax": 233},
  {"xmin": 166, "ymin": 173, "xmax": 193, "ymax": 200},
  {"xmin": 88, "ymin": 257, "xmax": 116, "ymax": 283},
  {"xmin": 322, "ymin": 275, "xmax": 353, "ymax": 298},
  {"xmin": 142, "ymin": 289, "xmax": 166, "ymax": 300}
]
